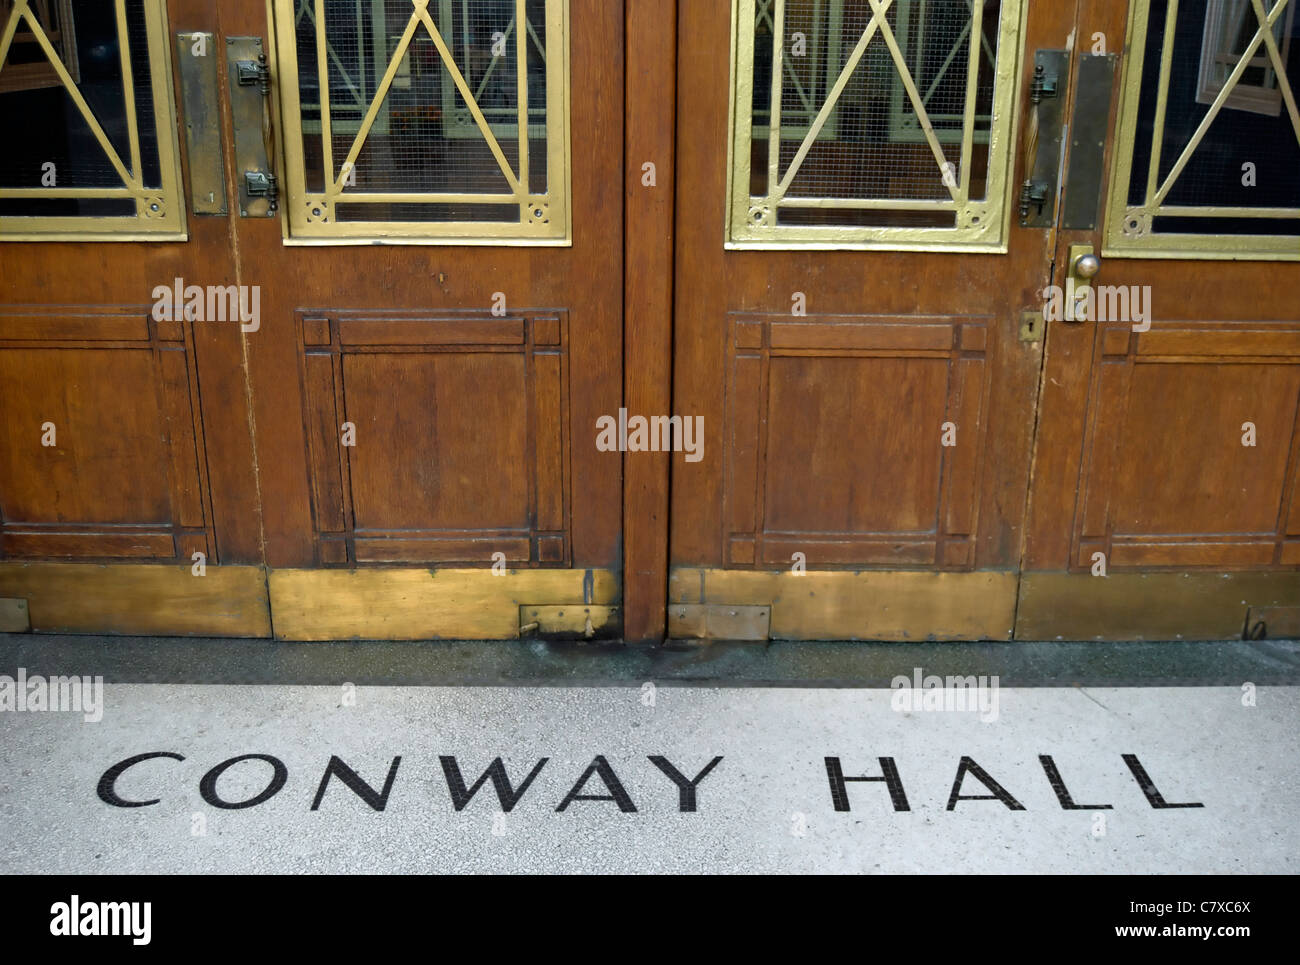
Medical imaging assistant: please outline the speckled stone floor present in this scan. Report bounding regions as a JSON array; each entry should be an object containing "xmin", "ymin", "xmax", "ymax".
[{"xmin": 1, "ymin": 634, "xmax": 1296, "ymax": 873}]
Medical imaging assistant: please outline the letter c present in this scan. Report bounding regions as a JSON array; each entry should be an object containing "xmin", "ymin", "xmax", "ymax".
[{"xmin": 97, "ymin": 752, "xmax": 185, "ymax": 807}]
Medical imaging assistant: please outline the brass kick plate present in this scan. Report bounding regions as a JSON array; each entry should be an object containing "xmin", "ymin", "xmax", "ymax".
[
  {"xmin": 669, "ymin": 604, "xmax": 771, "ymax": 641},
  {"xmin": 519, "ymin": 605, "xmax": 620, "ymax": 640},
  {"xmin": 0, "ymin": 598, "xmax": 30, "ymax": 632}
]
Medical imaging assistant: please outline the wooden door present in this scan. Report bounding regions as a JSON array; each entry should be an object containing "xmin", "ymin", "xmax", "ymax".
[
  {"xmin": 670, "ymin": 0, "xmax": 1066, "ymax": 640},
  {"xmin": 0, "ymin": 0, "xmax": 625, "ymax": 640},
  {"xmin": 1020, "ymin": 0, "xmax": 1300, "ymax": 639},
  {"xmin": 669, "ymin": 0, "xmax": 1299, "ymax": 642},
  {"xmin": 0, "ymin": 0, "xmax": 269, "ymax": 634},
  {"xmin": 241, "ymin": 0, "xmax": 623, "ymax": 639}
]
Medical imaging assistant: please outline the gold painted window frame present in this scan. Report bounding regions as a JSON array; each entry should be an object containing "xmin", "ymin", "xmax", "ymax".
[
  {"xmin": 1103, "ymin": 0, "xmax": 1300, "ymax": 261},
  {"xmin": 725, "ymin": 0, "xmax": 1028, "ymax": 253},
  {"xmin": 271, "ymin": 0, "xmax": 571, "ymax": 246},
  {"xmin": 0, "ymin": 0, "xmax": 186, "ymax": 242}
]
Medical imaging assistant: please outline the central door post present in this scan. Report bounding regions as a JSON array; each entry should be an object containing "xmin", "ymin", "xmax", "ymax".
[{"xmin": 622, "ymin": 0, "xmax": 677, "ymax": 642}]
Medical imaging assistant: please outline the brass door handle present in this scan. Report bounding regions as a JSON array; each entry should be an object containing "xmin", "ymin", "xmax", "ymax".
[
  {"xmin": 1063, "ymin": 244, "xmax": 1101, "ymax": 323},
  {"xmin": 1073, "ymin": 252, "xmax": 1102, "ymax": 279},
  {"xmin": 226, "ymin": 37, "xmax": 278, "ymax": 218}
]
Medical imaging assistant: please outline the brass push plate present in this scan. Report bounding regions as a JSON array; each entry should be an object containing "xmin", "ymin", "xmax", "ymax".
[
  {"xmin": 225, "ymin": 37, "xmax": 276, "ymax": 218},
  {"xmin": 669, "ymin": 604, "xmax": 771, "ymax": 641},
  {"xmin": 1063, "ymin": 53, "xmax": 1117, "ymax": 230},
  {"xmin": 174, "ymin": 31, "xmax": 227, "ymax": 215}
]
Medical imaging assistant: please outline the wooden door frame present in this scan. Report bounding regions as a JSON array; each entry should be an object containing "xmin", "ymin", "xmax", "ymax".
[{"xmin": 621, "ymin": 0, "xmax": 676, "ymax": 642}]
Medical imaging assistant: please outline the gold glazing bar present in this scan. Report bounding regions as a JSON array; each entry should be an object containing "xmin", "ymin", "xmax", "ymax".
[
  {"xmin": 545, "ymin": 0, "xmax": 568, "ymax": 235},
  {"xmin": 114, "ymin": 0, "xmax": 142, "ymax": 184},
  {"xmin": 284, "ymin": 218, "xmax": 555, "ymax": 239},
  {"xmin": 778, "ymin": 195, "xmax": 959, "ymax": 210},
  {"xmin": 1103, "ymin": 0, "xmax": 1151, "ymax": 248},
  {"xmin": 728, "ymin": 0, "xmax": 756, "ymax": 232},
  {"xmin": 274, "ymin": 0, "xmax": 310, "ymax": 235},
  {"xmin": 516, "ymin": 0, "xmax": 529, "ymax": 201},
  {"xmin": 1144, "ymin": 0, "xmax": 1178, "ymax": 205},
  {"xmin": 766, "ymin": 0, "xmax": 785, "ymax": 193},
  {"xmin": 141, "ymin": 0, "xmax": 184, "ymax": 229},
  {"xmin": 1157, "ymin": 204, "xmax": 1300, "ymax": 218},
  {"xmin": 315, "ymin": 0, "xmax": 335, "ymax": 190},
  {"xmin": 958, "ymin": 0, "xmax": 983, "ymax": 199},
  {"xmin": 0, "ymin": 0, "xmax": 26, "ymax": 76},
  {"xmin": 0, "ymin": 187, "xmax": 139, "ymax": 197},
  {"xmin": 308, "ymin": 191, "xmax": 522, "ymax": 204}
]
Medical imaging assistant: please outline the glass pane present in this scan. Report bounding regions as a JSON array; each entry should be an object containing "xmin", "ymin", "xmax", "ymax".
[
  {"xmin": 733, "ymin": 0, "xmax": 1017, "ymax": 247},
  {"xmin": 1128, "ymin": 0, "xmax": 1299, "ymax": 230},
  {"xmin": 0, "ymin": 0, "xmax": 160, "ymax": 213}
]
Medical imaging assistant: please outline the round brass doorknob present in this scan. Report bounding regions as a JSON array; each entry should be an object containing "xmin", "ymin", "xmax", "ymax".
[{"xmin": 1074, "ymin": 253, "xmax": 1102, "ymax": 279}]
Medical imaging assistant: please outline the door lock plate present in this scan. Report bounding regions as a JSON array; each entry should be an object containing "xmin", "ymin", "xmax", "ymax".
[{"xmin": 1020, "ymin": 309, "xmax": 1044, "ymax": 343}]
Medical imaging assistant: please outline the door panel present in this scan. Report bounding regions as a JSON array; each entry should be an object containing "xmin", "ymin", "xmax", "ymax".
[{"xmin": 671, "ymin": 0, "xmax": 1063, "ymax": 640}]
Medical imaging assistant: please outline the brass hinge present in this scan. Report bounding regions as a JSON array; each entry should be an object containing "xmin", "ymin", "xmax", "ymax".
[{"xmin": 668, "ymin": 604, "xmax": 771, "ymax": 640}]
